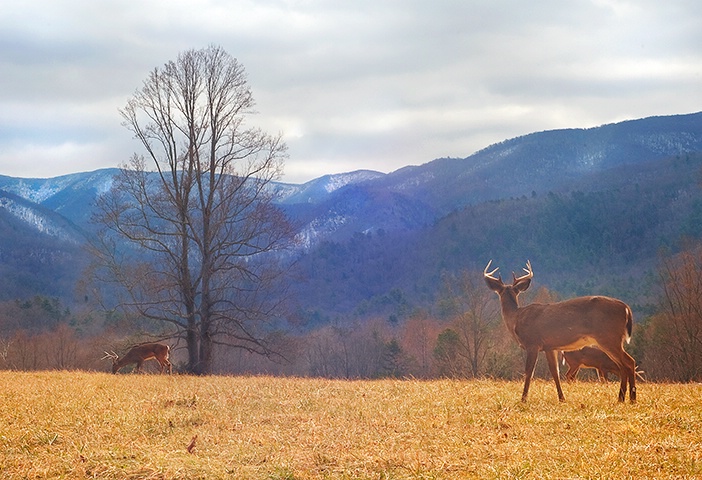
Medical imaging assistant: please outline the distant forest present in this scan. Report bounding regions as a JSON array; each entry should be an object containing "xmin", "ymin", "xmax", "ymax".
[
  {"xmin": 1, "ymin": 240, "xmax": 701, "ymax": 383},
  {"xmin": 2, "ymin": 154, "xmax": 702, "ymax": 382},
  {"xmin": 291, "ymin": 153, "xmax": 702, "ymax": 324}
]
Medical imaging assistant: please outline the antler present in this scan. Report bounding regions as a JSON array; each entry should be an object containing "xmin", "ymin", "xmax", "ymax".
[
  {"xmin": 101, "ymin": 351, "xmax": 118, "ymax": 361},
  {"xmin": 483, "ymin": 260, "xmax": 500, "ymax": 279},
  {"xmin": 514, "ymin": 260, "xmax": 533, "ymax": 282}
]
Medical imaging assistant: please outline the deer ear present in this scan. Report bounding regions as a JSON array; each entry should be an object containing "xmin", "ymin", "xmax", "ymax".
[
  {"xmin": 514, "ymin": 277, "xmax": 532, "ymax": 292},
  {"xmin": 484, "ymin": 275, "xmax": 504, "ymax": 292}
]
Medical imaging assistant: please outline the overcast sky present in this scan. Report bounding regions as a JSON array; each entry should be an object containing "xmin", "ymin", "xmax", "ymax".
[{"xmin": 1, "ymin": 1, "xmax": 701, "ymax": 184}]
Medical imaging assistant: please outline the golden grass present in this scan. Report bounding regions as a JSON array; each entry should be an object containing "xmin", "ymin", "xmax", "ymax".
[{"xmin": 0, "ymin": 371, "xmax": 700, "ymax": 479}]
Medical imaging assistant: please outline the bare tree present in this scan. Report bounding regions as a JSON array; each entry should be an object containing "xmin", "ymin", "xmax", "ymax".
[
  {"xmin": 91, "ymin": 45, "xmax": 294, "ymax": 374},
  {"xmin": 644, "ymin": 246, "xmax": 702, "ymax": 381},
  {"xmin": 437, "ymin": 270, "xmax": 499, "ymax": 377},
  {"xmin": 399, "ymin": 310, "xmax": 438, "ymax": 378}
]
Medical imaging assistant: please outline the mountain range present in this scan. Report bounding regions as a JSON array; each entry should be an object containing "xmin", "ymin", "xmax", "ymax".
[{"xmin": 1, "ymin": 112, "xmax": 702, "ymax": 323}]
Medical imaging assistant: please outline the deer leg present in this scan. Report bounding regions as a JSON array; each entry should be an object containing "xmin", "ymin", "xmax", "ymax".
[
  {"xmin": 158, "ymin": 359, "xmax": 172, "ymax": 374},
  {"xmin": 596, "ymin": 369, "xmax": 605, "ymax": 383},
  {"xmin": 598, "ymin": 345, "xmax": 631, "ymax": 402},
  {"xmin": 135, "ymin": 361, "xmax": 143, "ymax": 373},
  {"xmin": 611, "ymin": 350, "xmax": 636, "ymax": 403},
  {"xmin": 622, "ymin": 351, "xmax": 636, "ymax": 403},
  {"xmin": 522, "ymin": 348, "xmax": 539, "ymax": 402},
  {"xmin": 609, "ymin": 359, "xmax": 628, "ymax": 402},
  {"xmin": 565, "ymin": 365, "xmax": 579, "ymax": 381},
  {"xmin": 618, "ymin": 366, "xmax": 628, "ymax": 402},
  {"xmin": 545, "ymin": 350, "xmax": 565, "ymax": 402}
]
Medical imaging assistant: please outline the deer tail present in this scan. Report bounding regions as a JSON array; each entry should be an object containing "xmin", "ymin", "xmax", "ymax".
[{"xmin": 625, "ymin": 306, "xmax": 633, "ymax": 344}]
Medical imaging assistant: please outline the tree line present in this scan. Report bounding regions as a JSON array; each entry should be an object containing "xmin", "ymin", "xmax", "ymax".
[{"xmin": 2, "ymin": 242, "xmax": 702, "ymax": 382}]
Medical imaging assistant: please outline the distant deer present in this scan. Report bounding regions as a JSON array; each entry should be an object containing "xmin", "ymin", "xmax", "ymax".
[
  {"xmin": 102, "ymin": 343, "xmax": 172, "ymax": 374},
  {"xmin": 561, "ymin": 346, "xmax": 620, "ymax": 382},
  {"xmin": 484, "ymin": 260, "xmax": 636, "ymax": 403}
]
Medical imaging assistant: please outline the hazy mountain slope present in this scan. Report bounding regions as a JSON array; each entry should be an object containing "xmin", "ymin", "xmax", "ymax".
[
  {"xmin": 274, "ymin": 170, "xmax": 386, "ymax": 205},
  {"xmin": 289, "ymin": 183, "xmax": 436, "ymax": 249},
  {"xmin": 279, "ymin": 112, "xmax": 702, "ymax": 250},
  {"xmin": 0, "ymin": 169, "xmax": 117, "ymax": 227},
  {"xmin": 0, "ymin": 189, "xmax": 86, "ymax": 244},
  {"xmin": 291, "ymin": 152, "xmax": 702, "ymax": 322},
  {"xmin": 374, "ymin": 112, "xmax": 702, "ymax": 214},
  {"xmin": 0, "ymin": 190, "xmax": 87, "ymax": 300},
  {"xmin": 3, "ymin": 112, "xmax": 701, "ymax": 249},
  {"xmin": 0, "ymin": 112, "xmax": 701, "ymax": 313}
]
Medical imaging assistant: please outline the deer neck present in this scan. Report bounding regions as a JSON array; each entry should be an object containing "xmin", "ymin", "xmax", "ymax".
[{"xmin": 498, "ymin": 293, "xmax": 521, "ymax": 331}]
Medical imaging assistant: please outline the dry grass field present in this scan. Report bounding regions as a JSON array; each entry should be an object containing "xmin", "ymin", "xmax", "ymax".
[{"xmin": 0, "ymin": 371, "xmax": 700, "ymax": 479}]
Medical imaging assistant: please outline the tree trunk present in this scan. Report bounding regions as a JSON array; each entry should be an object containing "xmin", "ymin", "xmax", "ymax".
[
  {"xmin": 198, "ymin": 320, "xmax": 213, "ymax": 375},
  {"xmin": 186, "ymin": 320, "xmax": 199, "ymax": 373}
]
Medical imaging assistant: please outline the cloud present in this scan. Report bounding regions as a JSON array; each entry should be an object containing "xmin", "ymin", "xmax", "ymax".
[{"xmin": 1, "ymin": 0, "xmax": 701, "ymax": 183}]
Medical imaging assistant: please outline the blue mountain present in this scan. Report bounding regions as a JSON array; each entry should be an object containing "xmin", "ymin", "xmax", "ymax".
[{"xmin": 0, "ymin": 111, "xmax": 701, "ymax": 313}]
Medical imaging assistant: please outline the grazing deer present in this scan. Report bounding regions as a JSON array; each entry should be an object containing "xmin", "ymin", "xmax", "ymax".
[
  {"xmin": 562, "ymin": 347, "xmax": 645, "ymax": 383},
  {"xmin": 102, "ymin": 343, "xmax": 172, "ymax": 374},
  {"xmin": 561, "ymin": 346, "xmax": 619, "ymax": 382},
  {"xmin": 484, "ymin": 260, "xmax": 636, "ymax": 403}
]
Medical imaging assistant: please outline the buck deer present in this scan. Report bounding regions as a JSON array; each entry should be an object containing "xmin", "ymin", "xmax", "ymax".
[
  {"xmin": 561, "ymin": 346, "xmax": 619, "ymax": 382},
  {"xmin": 102, "ymin": 343, "xmax": 172, "ymax": 374},
  {"xmin": 484, "ymin": 260, "xmax": 636, "ymax": 403}
]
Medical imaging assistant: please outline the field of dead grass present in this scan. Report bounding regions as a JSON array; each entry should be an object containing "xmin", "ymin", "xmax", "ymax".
[{"xmin": 0, "ymin": 371, "xmax": 700, "ymax": 479}]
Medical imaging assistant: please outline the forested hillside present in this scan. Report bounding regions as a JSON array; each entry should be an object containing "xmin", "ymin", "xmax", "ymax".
[
  {"xmin": 291, "ymin": 152, "xmax": 702, "ymax": 323},
  {"xmin": 1, "ymin": 113, "xmax": 702, "ymax": 379},
  {"xmin": 0, "ymin": 190, "xmax": 86, "ymax": 300}
]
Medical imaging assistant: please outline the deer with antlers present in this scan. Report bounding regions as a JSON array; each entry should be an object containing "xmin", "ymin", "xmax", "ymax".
[
  {"xmin": 484, "ymin": 260, "xmax": 636, "ymax": 403},
  {"xmin": 102, "ymin": 343, "xmax": 172, "ymax": 374}
]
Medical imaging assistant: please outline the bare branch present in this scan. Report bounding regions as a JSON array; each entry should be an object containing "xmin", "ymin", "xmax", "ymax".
[{"xmin": 90, "ymin": 45, "xmax": 292, "ymax": 374}]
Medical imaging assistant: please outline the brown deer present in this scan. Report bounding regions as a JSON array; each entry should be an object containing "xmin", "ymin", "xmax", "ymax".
[
  {"xmin": 561, "ymin": 346, "xmax": 620, "ymax": 382},
  {"xmin": 562, "ymin": 347, "xmax": 645, "ymax": 382},
  {"xmin": 102, "ymin": 343, "xmax": 172, "ymax": 374},
  {"xmin": 484, "ymin": 260, "xmax": 636, "ymax": 403}
]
